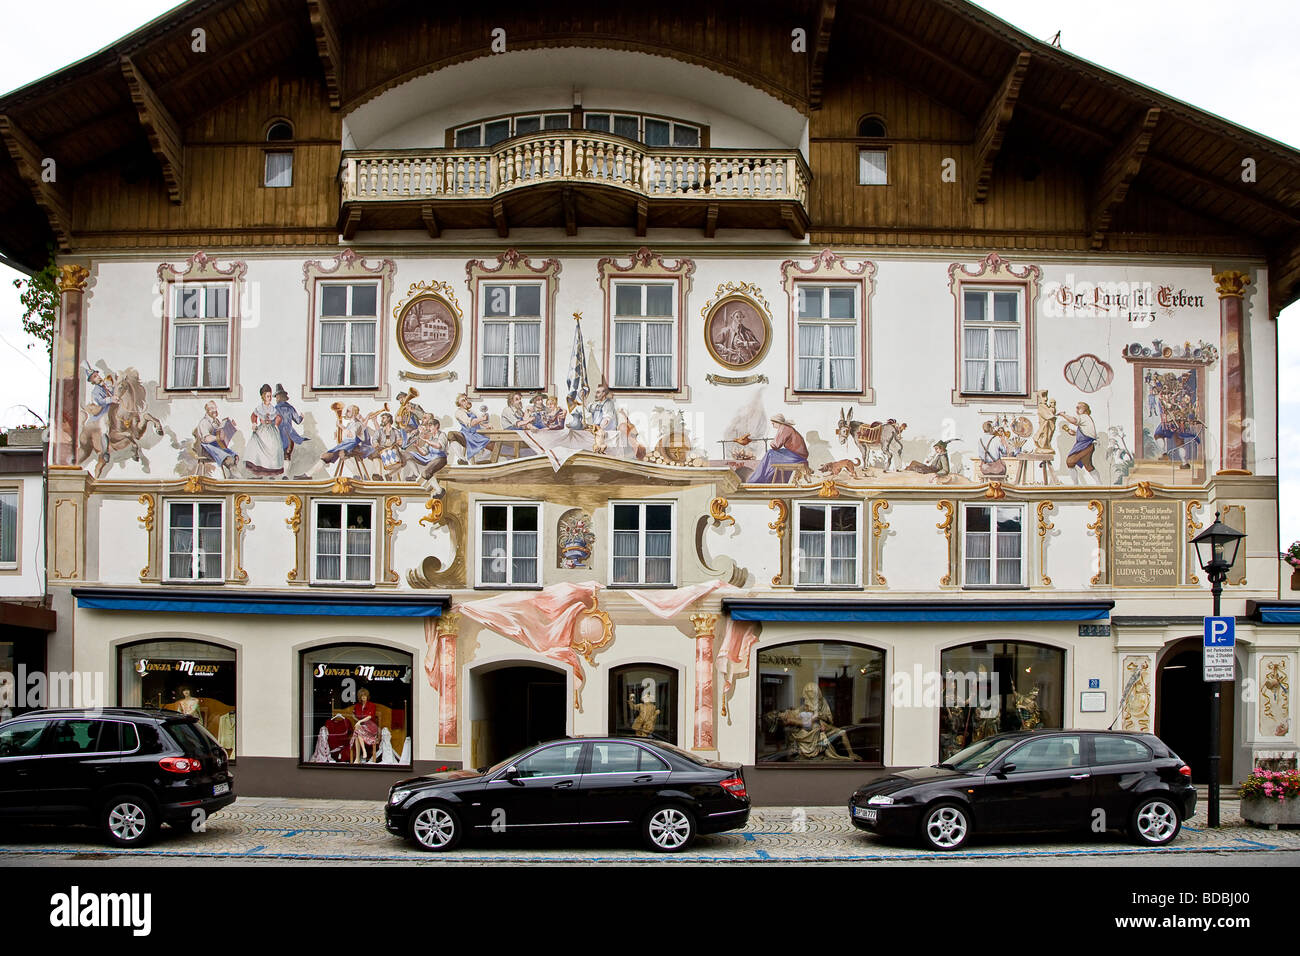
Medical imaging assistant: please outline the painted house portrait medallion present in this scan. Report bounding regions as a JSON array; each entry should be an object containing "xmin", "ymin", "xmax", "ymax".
[
  {"xmin": 703, "ymin": 293, "xmax": 771, "ymax": 371},
  {"xmin": 396, "ymin": 288, "xmax": 460, "ymax": 368}
]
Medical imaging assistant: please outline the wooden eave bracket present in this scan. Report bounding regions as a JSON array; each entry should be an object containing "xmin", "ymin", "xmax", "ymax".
[
  {"xmin": 119, "ymin": 56, "xmax": 184, "ymax": 204},
  {"xmin": 971, "ymin": 51, "xmax": 1031, "ymax": 204},
  {"xmin": 0, "ymin": 113, "xmax": 73, "ymax": 251},
  {"xmin": 307, "ymin": 0, "xmax": 344, "ymax": 110},
  {"xmin": 809, "ymin": 0, "xmax": 837, "ymax": 110},
  {"xmin": 1089, "ymin": 107, "xmax": 1161, "ymax": 250}
]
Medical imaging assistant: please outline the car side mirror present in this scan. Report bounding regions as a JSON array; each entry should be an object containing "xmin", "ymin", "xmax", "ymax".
[
  {"xmin": 999, "ymin": 763, "xmax": 1017, "ymax": 775},
  {"xmin": 502, "ymin": 765, "xmax": 522, "ymax": 784}
]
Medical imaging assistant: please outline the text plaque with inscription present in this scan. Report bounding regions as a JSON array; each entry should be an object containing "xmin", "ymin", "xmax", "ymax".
[{"xmin": 1110, "ymin": 500, "xmax": 1181, "ymax": 588}]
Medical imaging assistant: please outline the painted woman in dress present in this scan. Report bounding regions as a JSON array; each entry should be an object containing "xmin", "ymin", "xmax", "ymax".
[
  {"xmin": 454, "ymin": 393, "xmax": 491, "ymax": 463},
  {"xmin": 350, "ymin": 687, "xmax": 380, "ymax": 763},
  {"xmin": 245, "ymin": 384, "xmax": 285, "ymax": 476}
]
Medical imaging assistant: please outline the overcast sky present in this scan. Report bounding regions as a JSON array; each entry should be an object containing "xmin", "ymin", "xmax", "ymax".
[{"xmin": 0, "ymin": 0, "xmax": 1296, "ymax": 540}]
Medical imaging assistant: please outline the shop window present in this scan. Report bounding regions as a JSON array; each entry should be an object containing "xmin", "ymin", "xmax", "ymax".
[
  {"xmin": 478, "ymin": 502, "xmax": 540, "ymax": 587},
  {"xmin": 0, "ymin": 489, "xmax": 16, "ymax": 568},
  {"xmin": 479, "ymin": 283, "xmax": 543, "ymax": 390},
  {"xmin": 795, "ymin": 502, "xmax": 861, "ymax": 587},
  {"xmin": 164, "ymin": 500, "xmax": 223, "ymax": 581},
  {"xmin": 611, "ymin": 282, "xmax": 677, "ymax": 389},
  {"xmin": 756, "ymin": 641, "xmax": 885, "ymax": 763},
  {"xmin": 168, "ymin": 284, "xmax": 231, "ymax": 390},
  {"xmin": 962, "ymin": 504, "xmax": 1024, "ymax": 587},
  {"xmin": 611, "ymin": 502, "xmax": 674, "ymax": 586},
  {"xmin": 118, "ymin": 640, "xmax": 237, "ymax": 755},
  {"xmin": 795, "ymin": 284, "xmax": 860, "ymax": 391},
  {"xmin": 315, "ymin": 282, "xmax": 379, "ymax": 388},
  {"xmin": 313, "ymin": 500, "xmax": 373, "ymax": 584},
  {"xmin": 301, "ymin": 645, "xmax": 412, "ymax": 766},
  {"xmin": 961, "ymin": 288, "xmax": 1025, "ymax": 395},
  {"xmin": 609, "ymin": 664, "xmax": 678, "ymax": 742},
  {"xmin": 938, "ymin": 641, "xmax": 1065, "ymax": 760}
]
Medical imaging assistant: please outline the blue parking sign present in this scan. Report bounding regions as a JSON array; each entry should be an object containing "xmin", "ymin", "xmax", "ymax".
[{"xmin": 1204, "ymin": 616, "xmax": 1235, "ymax": 646}]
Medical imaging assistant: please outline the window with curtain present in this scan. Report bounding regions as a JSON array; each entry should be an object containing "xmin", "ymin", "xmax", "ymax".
[
  {"xmin": 314, "ymin": 501, "xmax": 373, "ymax": 584},
  {"xmin": 858, "ymin": 149, "xmax": 888, "ymax": 185},
  {"xmin": 612, "ymin": 282, "xmax": 675, "ymax": 389},
  {"xmin": 961, "ymin": 288, "xmax": 1024, "ymax": 394},
  {"xmin": 264, "ymin": 151, "xmax": 293, "ymax": 187},
  {"xmin": 0, "ymin": 490, "xmax": 17, "ymax": 567},
  {"xmin": 963, "ymin": 505, "xmax": 1024, "ymax": 586},
  {"xmin": 611, "ymin": 502, "xmax": 674, "ymax": 585},
  {"xmin": 316, "ymin": 283, "xmax": 378, "ymax": 388},
  {"xmin": 796, "ymin": 503, "xmax": 860, "ymax": 587},
  {"xmin": 479, "ymin": 503, "xmax": 540, "ymax": 586},
  {"xmin": 480, "ymin": 283, "xmax": 543, "ymax": 389},
  {"xmin": 795, "ymin": 284, "xmax": 858, "ymax": 391},
  {"xmin": 166, "ymin": 500, "xmax": 223, "ymax": 581},
  {"xmin": 170, "ymin": 284, "xmax": 230, "ymax": 389}
]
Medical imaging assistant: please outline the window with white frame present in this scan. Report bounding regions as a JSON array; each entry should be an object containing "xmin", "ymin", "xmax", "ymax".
[
  {"xmin": 165, "ymin": 500, "xmax": 223, "ymax": 581},
  {"xmin": 795, "ymin": 284, "xmax": 859, "ymax": 391},
  {"xmin": 0, "ymin": 489, "xmax": 17, "ymax": 568},
  {"xmin": 264, "ymin": 120, "xmax": 293, "ymax": 187},
  {"xmin": 963, "ymin": 504, "xmax": 1024, "ymax": 587},
  {"xmin": 479, "ymin": 503, "xmax": 540, "ymax": 586},
  {"xmin": 858, "ymin": 149, "xmax": 888, "ymax": 185},
  {"xmin": 961, "ymin": 287, "xmax": 1025, "ymax": 394},
  {"xmin": 796, "ymin": 502, "xmax": 861, "ymax": 587},
  {"xmin": 454, "ymin": 114, "xmax": 569, "ymax": 147},
  {"xmin": 612, "ymin": 282, "xmax": 676, "ymax": 389},
  {"xmin": 584, "ymin": 113, "xmax": 700, "ymax": 147},
  {"xmin": 480, "ymin": 283, "xmax": 543, "ymax": 389},
  {"xmin": 611, "ymin": 502, "xmax": 674, "ymax": 586},
  {"xmin": 314, "ymin": 501, "xmax": 373, "ymax": 584},
  {"xmin": 169, "ymin": 284, "xmax": 231, "ymax": 389},
  {"xmin": 316, "ymin": 283, "xmax": 379, "ymax": 388}
]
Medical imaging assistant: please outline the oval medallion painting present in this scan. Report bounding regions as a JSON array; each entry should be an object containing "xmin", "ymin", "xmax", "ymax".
[
  {"xmin": 397, "ymin": 292, "xmax": 460, "ymax": 368},
  {"xmin": 704, "ymin": 296, "xmax": 771, "ymax": 371}
]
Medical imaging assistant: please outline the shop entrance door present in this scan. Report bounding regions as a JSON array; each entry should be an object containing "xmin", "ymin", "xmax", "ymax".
[
  {"xmin": 475, "ymin": 665, "xmax": 567, "ymax": 768},
  {"xmin": 1155, "ymin": 637, "xmax": 1234, "ymax": 785}
]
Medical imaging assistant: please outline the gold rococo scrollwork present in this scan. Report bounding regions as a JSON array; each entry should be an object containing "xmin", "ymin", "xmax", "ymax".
[
  {"xmin": 1036, "ymin": 500, "xmax": 1055, "ymax": 587},
  {"xmin": 1087, "ymin": 499, "xmax": 1105, "ymax": 586},
  {"xmin": 285, "ymin": 494, "xmax": 303, "ymax": 582},
  {"xmin": 1185, "ymin": 500, "xmax": 1203, "ymax": 585},
  {"xmin": 768, "ymin": 499, "xmax": 789, "ymax": 587},
  {"xmin": 233, "ymin": 493, "xmax": 252, "ymax": 582},
  {"xmin": 708, "ymin": 496, "xmax": 735, "ymax": 527},
  {"xmin": 419, "ymin": 497, "xmax": 444, "ymax": 528},
  {"xmin": 137, "ymin": 493, "xmax": 155, "ymax": 580},
  {"xmin": 871, "ymin": 499, "xmax": 890, "ymax": 586},
  {"xmin": 383, "ymin": 495, "xmax": 403, "ymax": 583},
  {"xmin": 937, "ymin": 500, "xmax": 954, "ymax": 587}
]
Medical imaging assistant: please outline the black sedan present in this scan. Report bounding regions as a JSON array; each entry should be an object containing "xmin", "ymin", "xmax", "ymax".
[
  {"xmin": 385, "ymin": 737, "xmax": 750, "ymax": 852},
  {"xmin": 849, "ymin": 729, "xmax": 1196, "ymax": 851}
]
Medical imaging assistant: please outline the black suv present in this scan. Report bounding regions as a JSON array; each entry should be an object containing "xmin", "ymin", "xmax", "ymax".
[{"xmin": 0, "ymin": 708, "xmax": 235, "ymax": 847}]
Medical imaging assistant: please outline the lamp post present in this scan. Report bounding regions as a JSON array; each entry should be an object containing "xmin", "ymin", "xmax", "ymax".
[{"xmin": 1190, "ymin": 512, "xmax": 1246, "ymax": 828}]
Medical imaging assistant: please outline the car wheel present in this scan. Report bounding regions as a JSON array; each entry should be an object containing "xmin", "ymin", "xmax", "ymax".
[
  {"xmin": 920, "ymin": 802, "xmax": 971, "ymax": 851},
  {"xmin": 643, "ymin": 804, "xmax": 696, "ymax": 853},
  {"xmin": 101, "ymin": 797, "xmax": 157, "ymax": 848},
  {"xmin": 408, "ymin": 803, "xmax": 461, "ymax": 852},
  {"xmin": 1130, "ymin": 797, "xmax": 1180, "ymax": 846}
]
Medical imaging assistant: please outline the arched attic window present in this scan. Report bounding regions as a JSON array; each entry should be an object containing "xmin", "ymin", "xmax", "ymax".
[
  {"xmin": 264, "ymin": 120, "xmax": 294, "ymax": 188},
  {"xmin": 857, "ymin": 115, "xmax": 888, "ymax": 186}
]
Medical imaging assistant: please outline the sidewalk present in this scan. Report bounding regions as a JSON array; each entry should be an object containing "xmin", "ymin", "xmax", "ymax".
[{"xmin": 2, "ymin": 797, "xmax": 1297, "ymax": 864}]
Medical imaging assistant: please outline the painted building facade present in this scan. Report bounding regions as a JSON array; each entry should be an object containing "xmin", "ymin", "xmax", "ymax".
[{"xmin": 1, "ymin": 0, "xmax": 1296, "ymax": 801}]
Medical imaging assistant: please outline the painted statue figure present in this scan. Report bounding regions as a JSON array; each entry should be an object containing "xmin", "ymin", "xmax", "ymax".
[
  {"xmin": 1033, "ymin": 390, "xmax": 1057, "ymax": 452},
  {"xmin": 194, "ymin": 400, "xmax": 238, "ymax": 477},
  {"xmin": 77, "ymin": 364, "xmax": 164, "ymax": 477},
  {"xmin": 1012, "ymin": 684, "xmax": 1042, "ymax": 731},
  {"xmin": 775, "ymin": 682, "xmax": 856, "ymax": 760},
  {"xmin": 836, "ymin": 409, "xmax": 906, "ymax": 472},
  {"xmin": 630, "ymin": 678, "xmax": 660, "ymax": 737}
]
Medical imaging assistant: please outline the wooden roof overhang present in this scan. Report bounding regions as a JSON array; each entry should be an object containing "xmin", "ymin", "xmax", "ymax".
[{"xmin": 0, "ymin": 0, "xmax": 1295, "ymax": 310}]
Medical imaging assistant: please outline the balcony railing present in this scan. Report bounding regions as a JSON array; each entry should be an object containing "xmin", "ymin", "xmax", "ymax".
[{"xmin": 340, "ymin": 130, "xmax": 810, "ymax": 207}]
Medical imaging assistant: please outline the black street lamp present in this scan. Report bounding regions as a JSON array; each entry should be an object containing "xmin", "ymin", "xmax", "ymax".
[{"xmin": 1190, "ymin": 512, "xmax": 1246, "ymax": 828}]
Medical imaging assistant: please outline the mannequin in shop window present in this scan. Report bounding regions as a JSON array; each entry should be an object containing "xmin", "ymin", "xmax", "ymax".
[
  {"xmin": 176, "ymin": 686, "xmax": 203, "ymax": 724},
  {"xmin": 350, "ymin": 687, "xmax": 381, "ymax": 763}
]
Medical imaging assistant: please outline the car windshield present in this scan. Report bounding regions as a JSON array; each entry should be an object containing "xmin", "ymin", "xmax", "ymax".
[
  {"xmin": 942, "ymin": 737, "xmax": 1020, "ymax": 771},
  {"xmin": 486, "ymin": 745, "xmax": 541, "ymax": 776}
]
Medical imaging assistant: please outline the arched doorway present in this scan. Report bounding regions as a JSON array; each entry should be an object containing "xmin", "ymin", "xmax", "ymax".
[
  {"xmin": 1155, "ymin": 637, "xmax": 1234, "ymax": 785},
  {"xmin": 470, "ymin": 663, "xmax": 567, "ymax": 768}
]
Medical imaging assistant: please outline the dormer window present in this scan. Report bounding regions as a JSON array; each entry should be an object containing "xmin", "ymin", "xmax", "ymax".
[{"xmin": 264, "ymin": 120, "xmax": 294, "ymax": 188}]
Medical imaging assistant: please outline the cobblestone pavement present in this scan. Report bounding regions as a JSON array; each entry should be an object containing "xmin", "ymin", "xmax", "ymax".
[{"xmin": 2, "ymin": 797, "xmax": 1298, "ymax": 865}]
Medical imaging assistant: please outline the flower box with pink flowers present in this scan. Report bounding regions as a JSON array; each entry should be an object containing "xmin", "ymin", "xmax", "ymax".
[{"xmin": 1239, "ymin": 767, "xmax": 1300, "ymax": 828}]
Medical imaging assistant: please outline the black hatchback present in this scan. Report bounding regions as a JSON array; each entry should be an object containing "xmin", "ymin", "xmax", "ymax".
[
  {"xmin": 0, "ymin": 708, "xmax": 235, "ymax": 847},
  {"xmin": 386, "ymin": 737, "xmax": 750, "ymax": 852},
  {"xmin": 849, "ymin": 729, "xmax": 1196, "ymax": 851}
]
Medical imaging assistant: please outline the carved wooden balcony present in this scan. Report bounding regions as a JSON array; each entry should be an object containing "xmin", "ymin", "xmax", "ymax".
[{"xmin": 338, "ymin": 131, "xmax": 811, "ymax": 239}]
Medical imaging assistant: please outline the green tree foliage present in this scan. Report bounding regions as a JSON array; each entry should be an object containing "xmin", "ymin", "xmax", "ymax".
[{"xmin": 12, "ymin": 246, "xmax": 59, "ymax": 358}]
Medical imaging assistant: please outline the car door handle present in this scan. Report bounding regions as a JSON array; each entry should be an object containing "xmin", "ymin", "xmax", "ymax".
[
  {"xmin": 552, "ymin": 780, "xmax": 574, "ymax": 790},
  {"xmin": 633, "ymin": 775, "xmax": 653, "ymax": 783},
  {"xmin": 1069, "ymin": 773, "xmax": 1090, "ymax": 779}
]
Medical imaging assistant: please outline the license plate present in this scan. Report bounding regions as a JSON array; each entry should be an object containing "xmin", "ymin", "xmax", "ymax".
[
  {"xmin": 213, "ymin": 782, "xmax": 230, "ymax": 796},
  {"xmin": 853, "ymin": 806, "xmax": 876, "ymax": 822}
]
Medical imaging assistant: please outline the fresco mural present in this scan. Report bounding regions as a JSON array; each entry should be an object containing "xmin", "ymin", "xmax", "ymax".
[{"xmin": 77, "ymin": 362, "xmax": 164, "ymax": 478}]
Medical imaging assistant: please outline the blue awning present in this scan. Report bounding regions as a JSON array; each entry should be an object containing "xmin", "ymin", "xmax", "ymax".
[
  {"xmin": 1249, "ymin": 602, "xmax": 1300, "ymax": 625},
  {"xmin": 73, "ymin": 588, "xmax": 445, "ymax": 618},
  {"xmin": 724, "ymin": 600, "xmax": 1112, "ymax": 624}
]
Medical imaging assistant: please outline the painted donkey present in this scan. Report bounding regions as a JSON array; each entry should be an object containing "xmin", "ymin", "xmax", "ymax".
[{"xmin": 836, "ymin": 408, "xmax": 907, "ymax": 472}]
